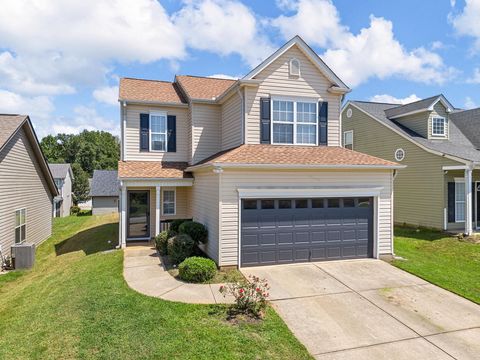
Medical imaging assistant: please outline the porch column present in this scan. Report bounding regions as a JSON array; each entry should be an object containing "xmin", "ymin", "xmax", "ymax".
[
  {"xmin": 120, "ymin": 183, "xmax": 127, "ymax": 247},
  {"xmin": 155, "ymin": 186, "xmax": 161, "ymax": 236},
  {"xmin": 465, "ymin": 168, "xmax": 473, "ymax": 235}
]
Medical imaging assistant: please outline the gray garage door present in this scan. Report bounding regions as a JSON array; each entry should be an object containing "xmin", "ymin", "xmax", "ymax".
[{"xmin": 241, "ymin": 197, "xmax": 373, "ymax": 267}]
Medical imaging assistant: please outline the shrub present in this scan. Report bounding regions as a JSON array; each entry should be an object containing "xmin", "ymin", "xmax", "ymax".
[
  {"xmin": 154, "ymin": 231, "xmax": 170, "ymax": 256},
  {"xmin": 178, "ymin": 221, "xmax": 208, "ymax": 244},
  {"xmin": 167, "ymin": 234, "xmax": 195, "ymax": 264},
  {"xmin": 219, "ymin": 275, "xmax": 270, "ymax": 318},
  {"xmin": 178, "ymin": 257, "xmax": 217, "ymax": 283},
  {"xmin": 70, "ymin": 206, "xmax": 81, "ymax": 215},
  {"xmin": 170, "ymin": 219, "xmax": 190, "ymax": 233}
]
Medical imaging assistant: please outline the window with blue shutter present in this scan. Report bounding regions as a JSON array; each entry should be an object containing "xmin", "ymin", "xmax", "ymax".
[
  {"xmin": 260, "ymin": 97, "xmax": 271, "ymax": 143},
  {"xmin": 318, "ymin": 101, "xmax": 328, "ymax": 145},
  {"xmin": 167, "ymin": 115, "xmax": 176, "ymax": 152},
  {"xmin": 139, "ymin": 113, "xmax": 149, "ymax": 152}
]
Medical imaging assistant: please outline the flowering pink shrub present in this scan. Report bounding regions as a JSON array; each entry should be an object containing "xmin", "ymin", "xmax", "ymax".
[{"xmin": 219, "ymin": 275, "xmax": 270, "ymax": 317}]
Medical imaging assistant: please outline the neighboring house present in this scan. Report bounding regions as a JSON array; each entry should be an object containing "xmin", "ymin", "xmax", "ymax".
[
  {"xmin": 0, "ymin": 114, "xmax": 58, "ymax": 255},
  {"xmin": 118, "ymin": 36, "xmax": 403, "ymax": 268},
  {"xmin": 48, "ymin": 163, "xmax": 74, "ymax": 217},
  {"xmin": 90, "ymin": 170, "xmax": 119, "ymax": 215},
  {"xmin": 342, "ymin": 95, "xmax": 480, "ymax": 235}
]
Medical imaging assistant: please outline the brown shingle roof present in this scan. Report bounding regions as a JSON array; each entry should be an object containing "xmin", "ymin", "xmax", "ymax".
[
  {"xmin": 0, "ymin": 114, "xmax": 27, "ymax": 150},
  {"xmin": 193, "ymin": 145, "xmax": 400, "ymax": 167},
  {"xmin": 119, "ymin": 78, "xmax": 186, "ymax": 104},
  {"xmin": 176, "ymin": 75, "xmax": 236, "ymax": 100},
  {"xmin": 118, "ymin": 161, "xmax": 192, "ymax": 179}
]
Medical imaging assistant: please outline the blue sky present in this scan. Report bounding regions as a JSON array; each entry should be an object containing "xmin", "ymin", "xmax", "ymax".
[{"xmin": 1, "ymin": 0, "xmax": 480, "ymax": 138}]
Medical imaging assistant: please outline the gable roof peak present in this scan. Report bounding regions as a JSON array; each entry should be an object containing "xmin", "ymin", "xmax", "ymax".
[{"xmin": 384, "ymin": 94, "xmax": 454, "ymax": 119}]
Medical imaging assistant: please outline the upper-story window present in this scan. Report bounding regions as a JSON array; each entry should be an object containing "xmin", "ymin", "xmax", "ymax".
[
  {"xmin": 54, "ymin": 178, "xmax": 63, "ymax": 190},
  {"xmin": 343, "ymin": 130, "xmax": 353, "ymax": 150},
  {"xmin": 272, "ymin": 99, "xmax": 317, "ymax": 145},
  {"xmin": 432, "ymin": 117, "xmax": 446, "ymax": 136},
  {"xmin": 150, "ymin": 112, "xmax": 167, "ymax": 151}
]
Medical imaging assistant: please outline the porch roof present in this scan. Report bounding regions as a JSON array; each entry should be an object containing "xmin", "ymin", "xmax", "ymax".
[{"xmin": 118, "ymin": 161, "xmax": 192, "ymax": 179}]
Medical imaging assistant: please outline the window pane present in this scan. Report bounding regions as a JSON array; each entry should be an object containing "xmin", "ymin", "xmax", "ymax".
[
  {"xmin": 455, "ymin": 182, "xmax": 465, "ymax": 201},
  {"xmin": 343, "ymin": 198, "xmax": 355, "ymax": 207},
  {"xmin": 151, "ymin": 134, "xmax": 166, "ymax": 151},
  {"xmin": 21, "ymin": 225, "xmax": 26, "ymax": 241},
  {"xmin": 456, "ymin": 203, "xmax": 465, "ymax": 221},
  {"xmin": 243, "ymin": 200, "xmax": 257, "ymax": 210},
  {"xmin": 357, "ymin": 198, "xmax": 371, "ymax": 207},
  {"xmin": 297, "ymin": 102, "xmax": 316, "ymax": 123},
  {"xmin": 312, "ymin": 199, "xmax": 324, "ymax": 208},
  {"xmin": 21, "ymin": 209, "xmax": 25, "ymax": 224},
  {"xmin": 15, "ymin": 210, "xmax": 20, "ymax": 227},
  {"xmin": 272, "ymin": 100, "xmax": 293, "ymax": 122},
  {"xmin": 261, "ymin": 200, "xmax": 275, "ymax": 209},
  {"xmin": 164, "ymin": 203, "xmax": 175, "ymax": 215},
  {"xmin": 15, "ymin": 227, "xmax": 21, "ymax": 243},
  {"xmin": 151, "ymin": 115, "xmax": 166, "ymax": 133},
  {"xmin": 278, "ymin": 200, "xmax": 292, "ymax": 209},
  {"xmin": 296, "ymin": 124, "xmax": 316, "ymax": 144},
  {"xmin": 344, "ymin": 131, "xmax": 353, "ymax": 145},
  {"xmin": 327, "ymin": 198, "xmax": 340, "ymax": 208},
  {"xmin": 273, "ymin": 124, "xmax": 294, "ymax": 144},
  {"xmin": 295, "ymin": 199, "xmax": 308, "ymax": 208},
  {"xmin": 164, "ymin": 191, "xmax": 174, "ymax": 203}
]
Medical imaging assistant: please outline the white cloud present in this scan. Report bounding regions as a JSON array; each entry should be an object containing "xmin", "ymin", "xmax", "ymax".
[
  {"xmin": 275, "ymin": 0, "xmax": 298, "ymax": 11},
  {"xmin": 450, "ymin": 0, "xmax": 480, "ymax": 51},
  {"xmin": 466, "ymin": 67, "xmax": 480, "ymax": 83},
  {"xmin": 369, "ymin": 94, "xmax": 422, "ymax": 105},
  {"xmin": 173, "ymin": 0, "xmax": 275, "ymax": 67},
  {"xmin": 272, "ymin": 0, "xmax": 456, "ymax": 87},
  {"xmin": 431, "ymin": 41, "xmax": 445, "ymax": 50},
  {"xmin": 0, "ymin": 89, "xmax": 54, "ymax": 119},
  {"xmin": 93, "ymin": 86, "xmax": 119, "ymax": 105},
  {"xmin": 465, "ymin": 96, "xmax": 477, "ymax": 109},
  {"xmin": 208, "ymin": 74, "xmax": 240, "ymax": 80},
  {"xmin": 52, "ymin": 106, "xmax": 119, "ymax": 137}
]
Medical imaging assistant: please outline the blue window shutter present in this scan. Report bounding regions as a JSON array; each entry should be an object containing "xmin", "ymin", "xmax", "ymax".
[
  {"xmin": 167, "ymin": 115, "xmax": 176, "ymax": 152},
  {"xmin": 140, "ymin": 113, "xmax": 149, "ymax": 152},
  {"xmin": 318, "ymin": 101, "xmax": 328, "ymax": 145},
  {"xmin": 260, "ymin": 97, "xmax": 271, "ymax": 143},
  {"xmin": 447, "ymin": 182, "xmax": 455, "ymax": 223}
]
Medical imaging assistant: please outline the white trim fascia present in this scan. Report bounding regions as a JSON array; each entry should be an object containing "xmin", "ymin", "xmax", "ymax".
[
  {"xmin": 430, "ymin": 96, "xmax": 453, "ymax": 113},
  {"xmin": 344, "ymin": 101, "xmax": 470, "ymax": 165},
  {"xmin": 443, "ymin": 165, "xmax": 469, "ymax": 170},
  {"xmin": 120, "ymin": 99, "xmax": 188, "ymax": 108},
  {"xmin": 237, "ymin": 185, "xmax": 384, "ymax": 198},
  {"xmin": 120, "ymin": 179, "xmax": 193, "ymax": 187},
  {"xmin": 242, "ymin": 35, "xmax": 349, "ymax": 90},
  {"xmin": 186, "ymin": 162, "xmax": 405, "ymax": 172},
  {"xmin": 328, "ymin": 86, "xmax": 351, "ymax": 95}
]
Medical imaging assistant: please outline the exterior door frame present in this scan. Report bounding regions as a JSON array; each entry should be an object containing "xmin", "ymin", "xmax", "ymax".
[{"xmin": 127, "ymin": 190, "xmax": 150, "ymax": 240}]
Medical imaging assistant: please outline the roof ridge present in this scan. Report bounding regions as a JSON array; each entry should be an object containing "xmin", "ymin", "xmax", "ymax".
[
  {"xmin": 388, "ymin": 94, "xmax": 444, "ymax": 110},
  {"xmin": 176, "ymin": 74, "xmax": 236, "ymax": 81},
  {"xmin": 121, "ymin": 77, "xmax": 173, "ymax": 84},
  {"xmin": 351, "ymin": 100, "xmax": 399, "ymax": 105}
]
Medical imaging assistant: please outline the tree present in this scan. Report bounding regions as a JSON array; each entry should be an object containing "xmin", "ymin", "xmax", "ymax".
[{"xmin": 71, "ymin": 163, "xmax": 90, "ymax": 204}]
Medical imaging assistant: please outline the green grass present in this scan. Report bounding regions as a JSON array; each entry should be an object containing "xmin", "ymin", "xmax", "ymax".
[
  {"xmin": 392, "ymin": 226, "xmax": 480, "ymax": 304},
  {"xmin": 0, "ymin": 214, "xmax": 311, "ymax": 360}
]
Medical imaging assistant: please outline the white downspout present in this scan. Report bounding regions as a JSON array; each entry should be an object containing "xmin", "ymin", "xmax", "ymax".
[
  {"xmin": 121, "ymin": 101, "xmax": 127, "ymax": 161},
  {"xmin": 465, "ymin": 166, "xmax": 473, "ymax": 235}
]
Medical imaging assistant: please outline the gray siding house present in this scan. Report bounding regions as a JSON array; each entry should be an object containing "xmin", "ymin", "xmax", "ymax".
[
  {"xmin": 0, "ymin": 115, "xmax": 58, "ymax": 256},
  {"xmin": 49, "ymin": 163, "xmax": 74, "ymax": 217},
  {"xmin": 90, "ymin": 170, "xmax": 119, "ymax": 215}
]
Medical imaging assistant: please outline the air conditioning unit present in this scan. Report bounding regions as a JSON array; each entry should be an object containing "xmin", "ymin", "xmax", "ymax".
[{"xmin": 11, "ymin": 243, "xmax": 35, "ymax": 269}]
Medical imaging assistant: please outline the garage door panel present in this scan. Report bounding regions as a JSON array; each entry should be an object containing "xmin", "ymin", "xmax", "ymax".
[{"xmin": 241, "ymin": 197, "xmax": 373, "ymax": 266}]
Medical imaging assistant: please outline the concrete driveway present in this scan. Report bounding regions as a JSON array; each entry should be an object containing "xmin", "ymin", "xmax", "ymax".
[{"xmin": 242, "ymin": 259, "xmax": 480, "ymax": 360}]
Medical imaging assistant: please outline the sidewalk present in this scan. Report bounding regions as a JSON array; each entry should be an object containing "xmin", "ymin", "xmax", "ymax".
[{"xmin": 123, "ymin": 243, "xmax": 232, "ymax": 304}]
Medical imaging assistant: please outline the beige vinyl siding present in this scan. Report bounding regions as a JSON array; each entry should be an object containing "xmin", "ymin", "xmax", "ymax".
[
  {"xmin": 190, "ymin": 170, "xmax": 220, "ymax": 263},
  {"xmin": 124, "ymin": 104, "xmax": 189, "ymax": 162},
  {"xmin": 221, "ymin": 92, "xmax": 243, "ymax": 150},
  {"xmin": 245, "ymin": 45, "xmax": 342, "ymax": 146},
  {"xmin": 191, "ymin": 103, "xmax": 221, "ymax": 164},
  {"xmin": 343, "ymin": 105, "xmax": 462, "ymax": 229},
  {"xmin": 0, "ymin": 127, "xmax": 53, "ymax": 251},
  {"xmin": 428, "ymin": 102, "xmax": 449, "ymax": 139},
  {"xmin": 92, "ymin": 197, "xmax": 118, "ymax": 215},
  {"xmin": 218, "ymin": 169, "xmax": 393, "ymax": 266}
]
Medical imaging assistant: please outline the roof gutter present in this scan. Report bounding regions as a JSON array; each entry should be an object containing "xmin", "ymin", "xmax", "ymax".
[{"xmin": 119, "ymin": 99, "xmax": 188, "ymax": 108}]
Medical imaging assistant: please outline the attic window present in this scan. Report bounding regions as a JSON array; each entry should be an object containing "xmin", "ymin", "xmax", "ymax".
[
  {"xmin": 289, "ymin": 58, "xmax": 300, "ymax": 77},
  {"xmin": 432, "ymin": 117, "xmax": 446, "ymax": 136}
]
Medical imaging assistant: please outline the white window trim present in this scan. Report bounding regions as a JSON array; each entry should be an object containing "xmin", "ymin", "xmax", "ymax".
[
  {"xmin": 270, "ymin": 97, "xmax": 319, "ymax": 146},
  {"xmin": 15, "ymin": 208, "xmax": 26, "ymax": 244},
  {"xmin": 432, "ymin": 116, "xmax": 446, "ymax": 137},
  {"xmin": 162, "ymin": 188, "xmax": 176, "ymax": 216},
  {"xmin": 454, "ymin": 179, "xmax": 465, "ymax": 223},
  {"xmin": 149, "ymin": 111, "xmax": 168, "ymax": 152},
  {"xmin": 343, "ymin": 130, "xmax": 353, "ymax": 149}
]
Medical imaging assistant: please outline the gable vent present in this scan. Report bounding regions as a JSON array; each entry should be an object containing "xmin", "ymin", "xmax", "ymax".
[{"xmin": 289, "ymin": 58, "xmax": 300, "ymax": 77}]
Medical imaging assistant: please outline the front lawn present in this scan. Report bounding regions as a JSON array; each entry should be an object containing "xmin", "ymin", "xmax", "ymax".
[
  {"xmin": 0, "ymin": 214, "xmax": 311, "ymax": 359},
  {"xmin": 392, "ymin": 226, "xmax": 480, "ymax": 304}
]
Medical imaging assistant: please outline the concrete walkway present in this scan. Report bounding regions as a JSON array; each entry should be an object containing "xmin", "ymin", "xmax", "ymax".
[
  {"xmin": 242, "ymin": 259, "xmax": 480, "ymax": 360},
  {"xmin": 123, "ymin": 243, "xmax": 232, "ymax": 304}
]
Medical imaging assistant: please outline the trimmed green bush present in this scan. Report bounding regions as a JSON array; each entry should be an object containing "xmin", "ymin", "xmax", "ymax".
[
  {"xmin": 167, "ymin": 234, "xmax": 195, "ymax": 264},
  {"xmin": 178, "ymin": 221, "xmax": 208, "ymax": 244},
  {"xmin": 170, "ymin": 219, "xmax": 190, "ymax": 233},
  {"xmin": 154, "ymin": 231, "xmax": 169, "ymax": 256},
  {"xmin": 178, "ymin": 257, "xmax": 217, "ymax": 283},
  {"xmin": 70, "ymin": 206, "xmax": 81, "ymax": 215}
]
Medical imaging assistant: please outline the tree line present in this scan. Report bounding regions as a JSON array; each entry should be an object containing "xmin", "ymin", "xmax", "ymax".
[{"xmin": 41, "ymin": 130, "xmax": 120, "ymax": 203}]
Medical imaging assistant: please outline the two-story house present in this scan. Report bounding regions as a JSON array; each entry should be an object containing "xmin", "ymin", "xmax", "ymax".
[
  {"xmin": 118, "ymin": 36, "xmax": 403, "ymax": 268},
  {"xmin": 48, "ymin": 163, "xmax": 74, "ymax": 217},
  {"xmin": 342, "ymin": 95, "xmax": 480, "ymax": 235}
]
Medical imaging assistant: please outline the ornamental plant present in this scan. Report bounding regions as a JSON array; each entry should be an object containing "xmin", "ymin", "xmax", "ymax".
[{"xmin": 219, "ymin": 275, "xmax": 270, "ymax": 318}]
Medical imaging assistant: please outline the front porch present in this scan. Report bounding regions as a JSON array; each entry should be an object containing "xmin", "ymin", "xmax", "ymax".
[{"xmin": 443, "ymin": 165, "xmax": 480, "ymax": 234}]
